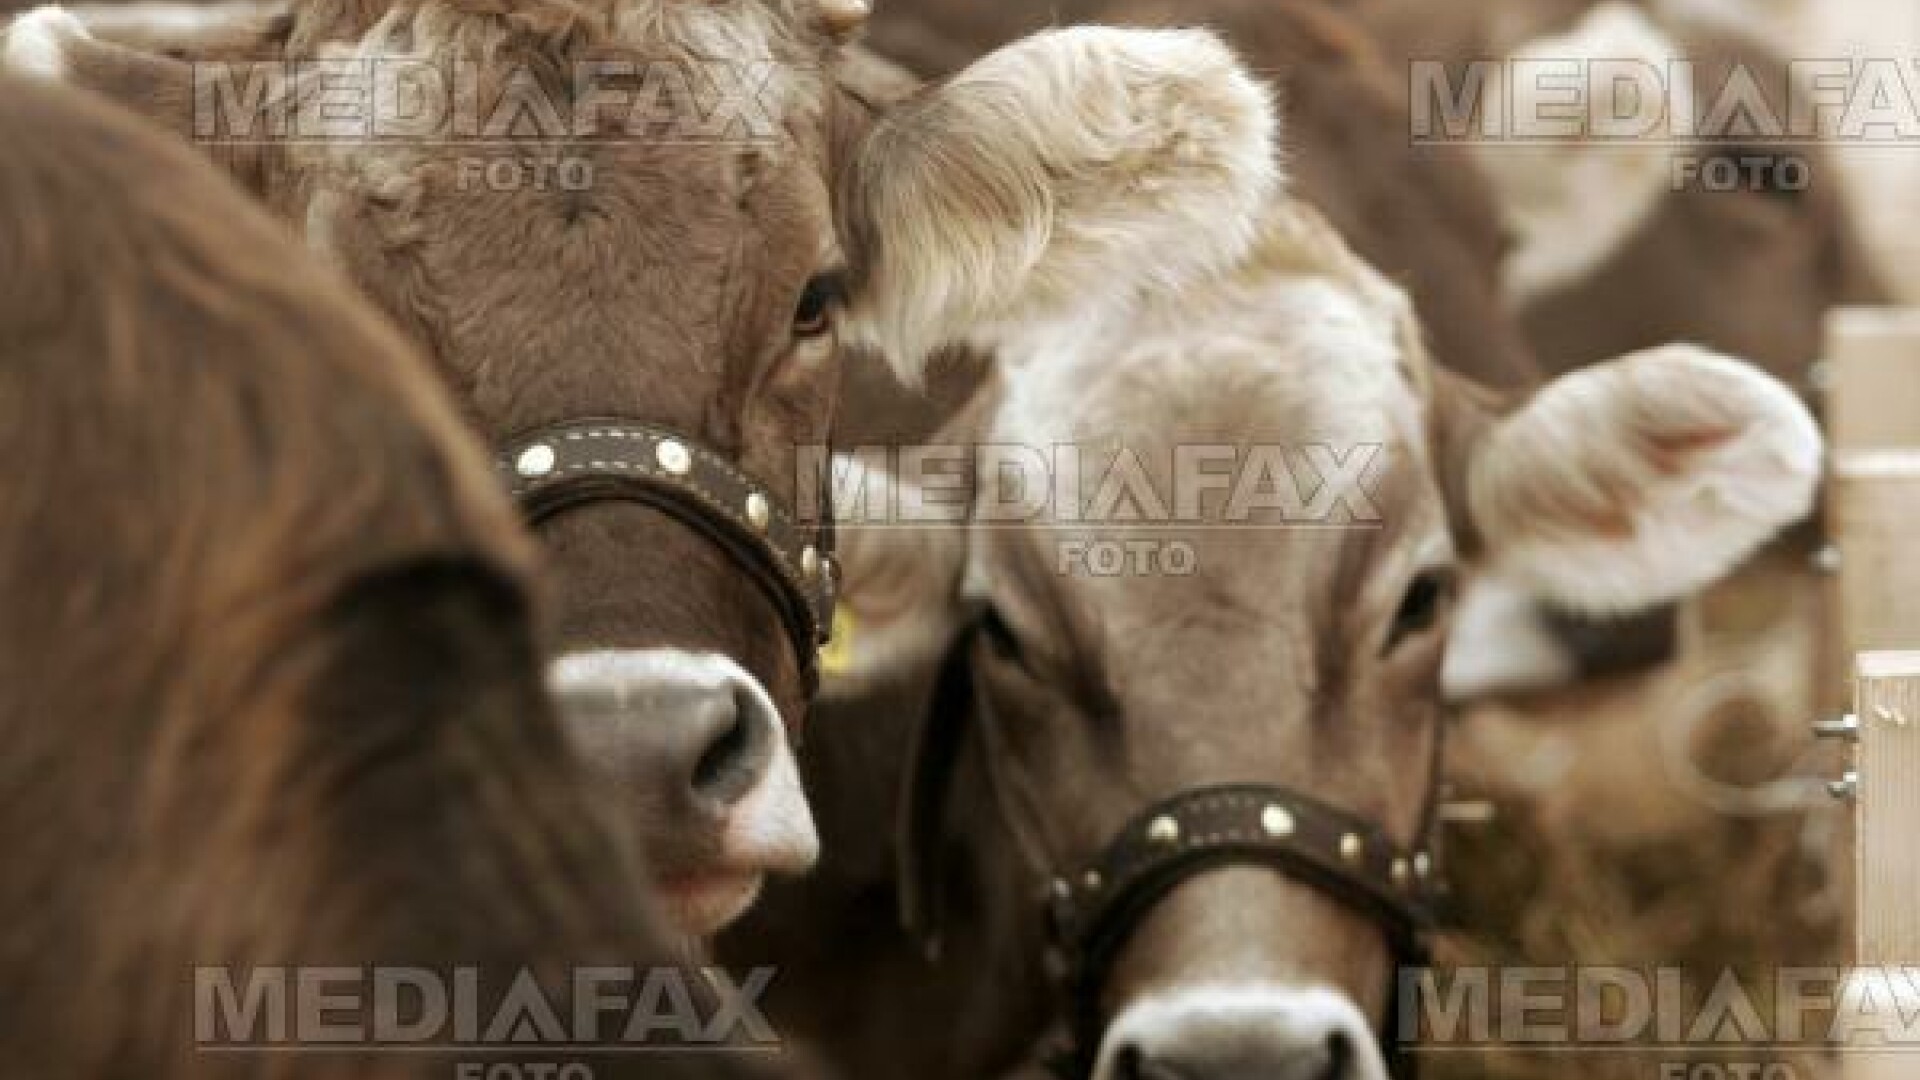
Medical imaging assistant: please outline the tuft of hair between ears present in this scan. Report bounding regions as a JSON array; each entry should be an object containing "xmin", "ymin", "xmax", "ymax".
[{"xmin": 841, "ymin": 25, "xmax": 1282, "ymax": 386}]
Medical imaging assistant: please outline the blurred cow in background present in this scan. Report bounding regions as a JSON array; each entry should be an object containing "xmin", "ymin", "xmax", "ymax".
[
  {"xmin": 1355, "ymin": 0, "xmax": 1886, "ymax": 382},
  {"xmin": 0, "ymin": 71, "xmax": 801, "ymax": 1080}
]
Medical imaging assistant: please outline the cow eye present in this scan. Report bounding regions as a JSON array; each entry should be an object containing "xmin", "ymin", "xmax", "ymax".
[
  {"xmin": 793, "ymin": 272, "xmax": 845, "ymax": 340},
  {"xmin": 1387, "ymin": 568, "xmax": 1455, "ymax": 653}
]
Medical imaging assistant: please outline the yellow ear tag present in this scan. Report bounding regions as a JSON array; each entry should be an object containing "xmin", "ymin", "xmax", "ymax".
[{"xmin": 819, "ymin": 605, "xmax": 858, "ymax": 678}]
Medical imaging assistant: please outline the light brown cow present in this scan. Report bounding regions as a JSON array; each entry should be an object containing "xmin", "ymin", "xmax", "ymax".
[
  {"xmin": 724, "ymin": 150, "xmax": 1823, "ymax": 1080},
  {"xmin": 3, "ymin": 0, "xmax": 1279, "ymax": 937},
  {"xmin": 0, "ymin": 70, "xmax": 798, "ymax": 1080}
]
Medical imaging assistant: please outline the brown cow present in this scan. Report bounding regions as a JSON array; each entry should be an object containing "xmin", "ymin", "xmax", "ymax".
[
  {"xmin": 724, "ymin": 159, "xmax": 1824, "ymax": 1080},
  {"xmin": 0, "ymin": 71, "xmax": 798, "ymax": 1080},
  {"xmin": 3, "ymin": 0, "xmax": 1280, "ymax": 937}
]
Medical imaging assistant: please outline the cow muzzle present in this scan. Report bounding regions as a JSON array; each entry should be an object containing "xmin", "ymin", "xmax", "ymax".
[
  {"xmin": 549, "ymin": 649, "xmax": 820, "ymax": 937},
  {"xmin": 1097, "ymin": 984, "xmax": 1389, "ymax": 1080}
]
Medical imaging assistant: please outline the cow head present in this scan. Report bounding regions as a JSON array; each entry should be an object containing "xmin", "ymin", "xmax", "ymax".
[
  {"xmin": 827, "ymin": 203, "xmax": 1820, "ymax": 1078},
  {"xmin": 4, "ymin": 1, "xmax": 1277, "ymax": 936}
]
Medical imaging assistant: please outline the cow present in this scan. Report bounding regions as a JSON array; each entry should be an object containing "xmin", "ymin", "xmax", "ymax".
[
  {"xmin": 0, "ymin": 71, "xmax": 801, "ymax": 1080},
  {"xmin": 2, "ymin": 0, "xmax": 1280, "ymax": 937},
  {"xmin": 721, "ymin": 125, "xmax": 1824, "ymax": 1080}
]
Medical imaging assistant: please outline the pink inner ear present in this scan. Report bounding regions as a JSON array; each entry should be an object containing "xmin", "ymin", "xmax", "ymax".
[
  {"xmin": 1573, "ymin": 502, "xmax": 1638, "ymax": 541},
  {"xmin": 1646, "ymin": 425, "xmax": 1740, "ymax": 476}
]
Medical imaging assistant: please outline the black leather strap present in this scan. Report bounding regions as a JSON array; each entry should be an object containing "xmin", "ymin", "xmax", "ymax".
[
  {"xmin": 896, "ymin": 616, "xmax": 980, "ymax": 958},
  {"xmin": 1048, "ymin": 784, "xmax": 1441, "ymax": 964},
  {"xmin": 497, "ymin": 419, "xmax": 836, "ymax": 695}
]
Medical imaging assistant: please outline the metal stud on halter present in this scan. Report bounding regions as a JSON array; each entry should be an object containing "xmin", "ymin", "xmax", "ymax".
[
  {"xmin": 516, "ymin": 443, "xmax": 556, "ymax": 479},
  {"xmin": 1260, "ymin": 804, "xmax": 1295, "ymax": 838},
  {"xmin": 1339, "ymin": 833, "xmax": 1364, "ymax": 864},
  {"xmin": 655, "ymin": 438, "xmax": 691, "ymax": 477}
]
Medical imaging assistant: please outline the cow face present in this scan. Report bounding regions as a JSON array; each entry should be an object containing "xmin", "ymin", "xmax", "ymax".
[
  {"xmin": 2, "ymin": 2, "xmax": 1277, "ymax": 937},
  {"xmin": 831, "ymin": 204, "xmax": 1819, "ymax": 1080}
]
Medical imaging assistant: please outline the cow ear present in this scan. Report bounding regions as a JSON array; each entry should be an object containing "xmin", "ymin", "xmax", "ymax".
[
  {"xmin": 2, "ymin": 5, "xmax": 279, "ymax": 158},
  {"xmin": 820, "ymin": 453, "xmax": 973, "ymax": 698},
  {"xmin": 838, "ymin": 26, "xmax": 1279, "ymax": 384},
  {"xmin": 1463, "ymin": 344, "xmax": 1822, "ymax": 614},
  {"xmin": 1471, "ymin": 2, "xmax": 1691, "ymax": 306}
]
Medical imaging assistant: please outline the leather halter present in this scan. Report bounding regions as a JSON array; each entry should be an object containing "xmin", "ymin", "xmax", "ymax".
[
  {"xmin": 898, "ymin": 622, "xmax": 1446, "ymax": 1079},
  {"xmin": 496, "ymin": 418, "xmax": 837, "ymax": 696}
]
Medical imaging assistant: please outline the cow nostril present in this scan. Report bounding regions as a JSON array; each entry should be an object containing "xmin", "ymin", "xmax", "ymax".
[
  {"xmin": 689, "ymin": 687, "xmax": 763, "ymax": 804},
  {"xmin": 691, "ymin": 712, "xmax": 744, "ymax": 792},
  {"xmin": 1110, "ymin": 1044, "xmax": 1184, "ymax": 1080},
  {"xmin": 1324, "ymin": 1030, "xmax": 1352, "ymax": 1080}
]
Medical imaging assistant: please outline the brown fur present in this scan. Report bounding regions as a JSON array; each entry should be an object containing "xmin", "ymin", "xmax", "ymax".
[
  {"xmin": 43, "ymin": 0, "xmax": 859, "ymax": 731},
  {"xmin": 0, "ymin": 73, "xmax": 789, "ymax": 1080}
]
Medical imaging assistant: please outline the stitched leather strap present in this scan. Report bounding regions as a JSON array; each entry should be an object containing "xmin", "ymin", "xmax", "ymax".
[
  {"xmin": 1048, "ymin": 784, "xmax": 1441, "ymax": 959},
  {"xmin": 497, "ymin": 419, "xmax": 836, "ymax": 695}
]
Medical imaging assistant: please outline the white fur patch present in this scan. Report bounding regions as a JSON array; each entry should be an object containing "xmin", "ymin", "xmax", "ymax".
[
  {"xmin": 1476, "ymin": 2, "xmax": 1692, "ymax": 306},
  {"xmin": 69, "ymin": 0, "xmax": 280, "ymax": 37},
  {"xmin": 845, "ymin": 25, "xmax": 1280, "ymax": 383},
  {"xmin": 3, "ymin": 6, "xmax": 87, "ymax": 78},
  {"xmin": 1470, "ymin": 344, "xmax": 1822, "ymax": 613},
  {"xmin": 1440, "ymin": 572, "xmax": 1578, "ymax": 701},
  {"xmin": 548, "ymin": 649, "xmax": 820, "ymax": 877},
  {"xmin": 1097, "ymin": 983, "xmax": 1389, "ymax": 1080}
]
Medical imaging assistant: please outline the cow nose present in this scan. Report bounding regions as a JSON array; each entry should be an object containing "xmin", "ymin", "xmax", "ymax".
[
  {"xmin": 548, "ymin": 650, "xmax": 819, "ymax": 879},
  {"xmin": 1113, "ymin": 1033, "xmax": 1345, "ymax": 1080},
  {"xmin": 552, "ymin": 651, "xmax": 773, "ymax": 812},
  {"xmin": 1098, "ymin": 986, "xmax": 1388, "ymax": 1080}
]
